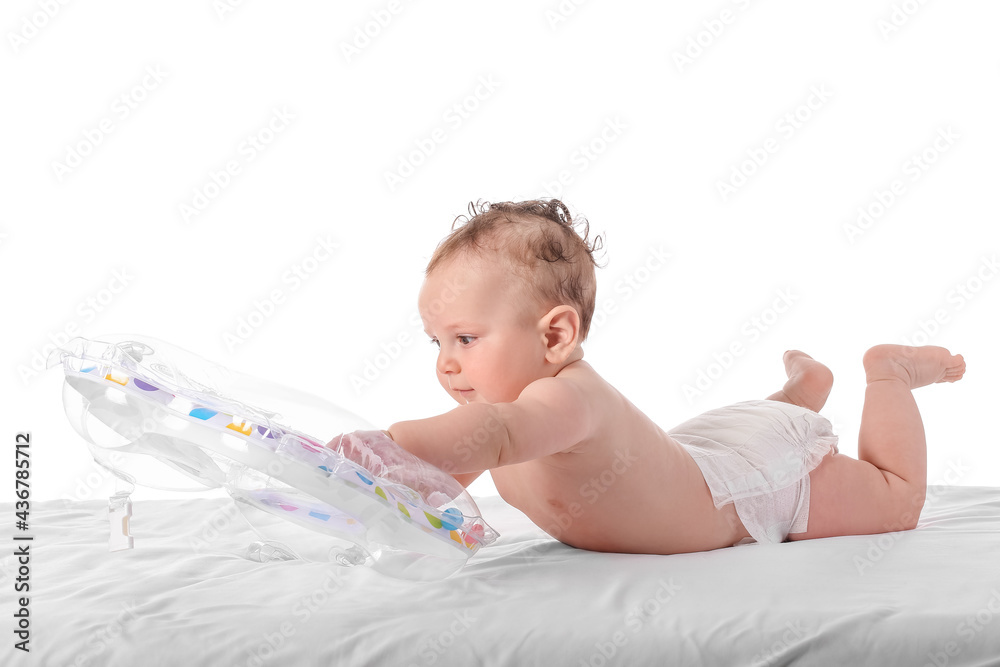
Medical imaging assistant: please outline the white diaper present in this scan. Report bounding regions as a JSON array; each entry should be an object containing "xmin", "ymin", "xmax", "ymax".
[{"xmin": 668, "ymin": 399, "xmax": 839, "ymax": 545}]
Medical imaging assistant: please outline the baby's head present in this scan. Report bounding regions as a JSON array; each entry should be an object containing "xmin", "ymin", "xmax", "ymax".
[{"xmin": 419, "ymin": 199, "xmax": 603, "ymax": 405}]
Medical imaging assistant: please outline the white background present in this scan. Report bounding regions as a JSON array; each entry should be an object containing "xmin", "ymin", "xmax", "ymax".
[{"xmin": 2, "ymin": 0, "xmax": 998, "ymax": 503}]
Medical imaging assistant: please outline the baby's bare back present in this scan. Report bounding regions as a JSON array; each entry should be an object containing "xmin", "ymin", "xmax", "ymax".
[{"xmin": 490, "ymin": 361, "xmax": 749, "ymax": 554}]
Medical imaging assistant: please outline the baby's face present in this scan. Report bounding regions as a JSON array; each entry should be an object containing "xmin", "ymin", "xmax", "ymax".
[{"xmin": 418, "ymin": 254, "xmax": 549, "ymax": 405}]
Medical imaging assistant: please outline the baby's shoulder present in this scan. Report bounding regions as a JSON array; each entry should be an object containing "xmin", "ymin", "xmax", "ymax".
[
  {"xmin": 522, "ymin": 360, "xmax": 613, "ymax": 409},
  {"xmin": 554, "ymin": 359, "xmax": 614, "ymax": 395},
  {"xmin": 554, "ymin": 359, "xmax": 601, "ymax": 382}
]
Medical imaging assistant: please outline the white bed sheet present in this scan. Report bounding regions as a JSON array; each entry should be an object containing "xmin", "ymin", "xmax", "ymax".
[{"xmin": 5, "ymin": 484, "xmax": 1000, "ymax": 666}]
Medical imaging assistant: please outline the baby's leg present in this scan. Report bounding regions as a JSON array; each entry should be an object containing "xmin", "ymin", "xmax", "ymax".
[
  {"xmin": 766, "ymin": 350, "xmax": 834, "ymax": 412},
  {"xmin": 788, "ymin": 344, "xmax": 965, "ymax": 540}
]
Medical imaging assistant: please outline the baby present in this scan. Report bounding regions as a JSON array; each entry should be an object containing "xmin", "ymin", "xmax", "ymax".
[{"xmin": 376, "ymin": 199, "xmax": 966, "ymax": 555}]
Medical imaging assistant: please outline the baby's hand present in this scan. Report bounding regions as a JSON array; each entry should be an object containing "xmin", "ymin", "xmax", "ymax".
[
  {"xmin": 326, "ymin": 430, "xmax": 395, "ymax": 478},
  {"xmin": 325, "ymin": 429, "xmax": 464, "ymax": 506}
]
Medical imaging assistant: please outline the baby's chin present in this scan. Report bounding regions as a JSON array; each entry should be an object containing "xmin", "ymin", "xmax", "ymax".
[
  {"xmin": 453, "ymin": 389, "xmax": 480, "ymax": 404},
  {"xmin": 445, "ymin": 388, "xmax": 493, "ymax": 405}
]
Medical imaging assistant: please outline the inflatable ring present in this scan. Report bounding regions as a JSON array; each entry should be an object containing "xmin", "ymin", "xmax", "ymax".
[{"xmin": 48, "ymin": 335, "xmax": 498, "ymax": 581}]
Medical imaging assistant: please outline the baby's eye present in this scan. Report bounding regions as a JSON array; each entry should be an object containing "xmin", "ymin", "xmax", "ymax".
[
  {"xmin": 429, "ymin": 338, "xmax": 440, "ymax": 349},
  {"xmin": 458, "ymin": 335, "xmax": 475, "ymax": 345}
]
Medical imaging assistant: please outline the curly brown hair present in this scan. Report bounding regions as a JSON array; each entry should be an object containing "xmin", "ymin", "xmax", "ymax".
[{"xmin": 425, "ymin": 199, "xmax": 604, "ymax": 340}]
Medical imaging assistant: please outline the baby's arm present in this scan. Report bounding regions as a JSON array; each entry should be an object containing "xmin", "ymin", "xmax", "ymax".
[
  {"xmin": 386, "ymin": 376, "xmax": 595, "ymax": 475},
  {"xmin": 450, "ymin": 471, "xmax": 485, "ymax": 488}
]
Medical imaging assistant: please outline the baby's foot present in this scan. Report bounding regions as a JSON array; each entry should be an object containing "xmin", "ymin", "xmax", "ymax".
[
  {"xmin": 863, "ymin": 344, "xmax": 966, "ymax": 389},
  {"xmin": 777, "ymin": 350, "xmax": 834, "ymax": 411}
]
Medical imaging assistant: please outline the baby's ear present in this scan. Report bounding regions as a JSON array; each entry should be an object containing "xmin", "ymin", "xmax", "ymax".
[{"xmin": 540, "ymin": 305, "xmax": 581, "ymax": 363}]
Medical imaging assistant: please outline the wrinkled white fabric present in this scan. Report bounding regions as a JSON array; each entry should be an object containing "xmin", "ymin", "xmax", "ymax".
[{"xmin": 14, "ymin": 486, "xmax": 1000, "ymax": 665}]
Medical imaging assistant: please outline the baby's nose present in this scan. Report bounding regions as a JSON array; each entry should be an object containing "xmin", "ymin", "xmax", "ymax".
[{"xmin": 436, "ymin": 352, "xmax": 459, "ymax": 375}]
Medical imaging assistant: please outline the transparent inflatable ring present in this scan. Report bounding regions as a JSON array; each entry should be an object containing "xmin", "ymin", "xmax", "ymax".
[{"xmin": 48, "ymin": 335, "xmax": 498, "ymax": 581}]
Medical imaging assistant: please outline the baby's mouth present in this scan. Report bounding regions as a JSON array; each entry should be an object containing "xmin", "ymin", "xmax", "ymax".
[{"xmin": 446, "ymin": 378, "xmax": 473, "ymax": 400}]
